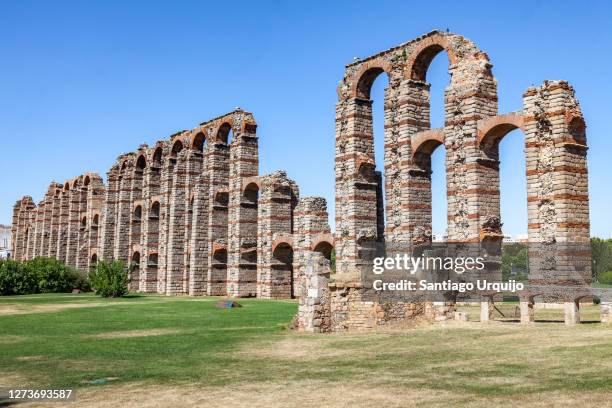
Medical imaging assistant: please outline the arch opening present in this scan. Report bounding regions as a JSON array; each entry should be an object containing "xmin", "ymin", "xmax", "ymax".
[
  {"xmin": 313, "ymin": 241, "xmax": 333, "ymax": 261},
  {"xmin": 171, "ymin": 140, "xmax": 184, "ymax": 157},
  {"xmin": 217, "ymin": 123, "xmax": 233, "ymax": 145},
  {"xmin": 192, "ymin": 132, "xmax": 206, "ymax": 152},
  {"xmin": 136, "ymin": 155, "xmax": 147, "ymax": 170},
  {"xmin": 370, "ymin": 70, "xmax": 390, "ymax": 242},
  {"xmin": 272, "ymin": 242, "xmax": 294, "ymax": 298}
]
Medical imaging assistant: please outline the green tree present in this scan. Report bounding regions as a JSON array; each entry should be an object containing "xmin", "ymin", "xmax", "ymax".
[{"xmin": 89, "ymin": 260, "xmax": 129, "ymax": 298}]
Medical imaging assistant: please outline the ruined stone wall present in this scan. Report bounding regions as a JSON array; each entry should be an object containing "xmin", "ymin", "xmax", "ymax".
[
  {"xmin": 11, "ymin": 109, "xmax": 320, "ymax": 300},
  {"xmin": 326, "ymin": 30, "xmax": 592, "ymax": 331}
]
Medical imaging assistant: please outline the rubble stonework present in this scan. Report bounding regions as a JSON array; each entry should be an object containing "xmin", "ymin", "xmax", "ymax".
[
  {"xmin": 325, "ymin": 30, "xmax": 593, "ymax": 330},
  {"xmin": 10, "ymin": 31, "xmax": 597, "ymax": 326},
  {"xmin": 11, "ymin": 109, "xmax": 333, "ymax": 299}
]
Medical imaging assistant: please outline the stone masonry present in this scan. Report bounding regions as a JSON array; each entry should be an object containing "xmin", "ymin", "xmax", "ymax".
[
  {"xmin": 11, "ymin": 31, "xmax": 598, "ymax": 326},
  {"xmin": 11, "ymin": 109, "xmax": 334, "ymax": 299}
]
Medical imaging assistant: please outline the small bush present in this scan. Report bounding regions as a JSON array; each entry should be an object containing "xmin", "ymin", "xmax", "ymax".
[
  {"xmin": 89, "ymin": 260, "xmax": 129, "ymax": 298},
  {"xmin": 0, "ymin": 257, "xmax": 89, "ymax": 296},
  {"xmin": 598, "ymin": 271, "xmax": 612, "ymax": 285}
]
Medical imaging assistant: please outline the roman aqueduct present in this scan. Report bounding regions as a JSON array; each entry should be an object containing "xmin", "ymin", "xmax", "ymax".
[{"xmin": 11, "ymin": 31, "xmax": 610, "ymax": 330}]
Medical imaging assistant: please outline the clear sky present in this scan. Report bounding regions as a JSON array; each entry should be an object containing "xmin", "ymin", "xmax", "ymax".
[{"xmin": 1, "ymin": 0, "xmax": 611, "ymax": 238}]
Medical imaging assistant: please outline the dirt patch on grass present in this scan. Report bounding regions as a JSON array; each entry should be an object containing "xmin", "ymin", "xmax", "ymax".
[
  {"xmin": 15, "ymin": 355, "xmax": 47, "ymax": 362},
  {"xmin": 0, "ymin": 335, "xmax": 25, "ymax": 344},
  {"xmin": 85, "ymin": 328, "xmax": 182, "ymax": 339},
  {"xmin": 0, "ymin": 302, "xmax": 109, "ymax": 316},
  {"xmin": 16, "ymin": 380, "xmax": 612, "ymax": 408},
  {"xmin": 238, "ymin": 336, "xmax": 356, "ymax": 361}
]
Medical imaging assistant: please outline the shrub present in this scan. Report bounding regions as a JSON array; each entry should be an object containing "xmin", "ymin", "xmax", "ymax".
[
  {"xmin": 89, "ymin": 260, "xmax": 129, "ymax": 298},
  {"xmin": 599, "ymin": 271, "xmax": 612, "ymax": 285},
  {"xmin": 0, "ymin": 257, "xmax": 89, "ymax": 296},
  {"xmin": 0, "ymin": 259, "xmax": 38, "ymax": 295}
]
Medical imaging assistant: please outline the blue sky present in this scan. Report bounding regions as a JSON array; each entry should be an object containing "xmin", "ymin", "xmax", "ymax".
[{"xmin": 1, "ymin": 0, "xmax": 611, "ymax": 238}]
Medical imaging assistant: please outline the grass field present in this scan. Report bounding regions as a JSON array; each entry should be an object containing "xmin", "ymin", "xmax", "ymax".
[{"xmin": 1, "ymin": 294, "xmax": 611, "ymax": 407}]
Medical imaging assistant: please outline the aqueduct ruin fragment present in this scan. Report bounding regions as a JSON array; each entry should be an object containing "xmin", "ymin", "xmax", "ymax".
[{"xmin": 11, "ymin": 109, "xmax": 333, "ymax": 299}]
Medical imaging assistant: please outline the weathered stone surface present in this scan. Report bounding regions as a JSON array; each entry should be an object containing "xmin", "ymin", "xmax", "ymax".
[{"xmin": 11, "ymin": 109, "xmax": 331, "ymax": 300}]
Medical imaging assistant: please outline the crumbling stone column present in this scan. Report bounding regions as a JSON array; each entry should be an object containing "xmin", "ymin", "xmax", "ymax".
[
  {"xmin": 523, "ymin": 81, "xmax": 591, "ymax": 286},
  {"xmin": 296, "ymin": 251, "xmax": 332, "ymax": 333},
  {"xmin": 334, "ymin": 97, "xmax": 379, "ymax": 285},
  {"xmin": 257, "ymin": 171, "xmax": 299, "ymax": 299}
]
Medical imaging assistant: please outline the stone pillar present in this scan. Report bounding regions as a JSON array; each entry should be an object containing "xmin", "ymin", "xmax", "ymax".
[
  {"xmin": 65, "ymin": 180, "xmax": 83, "ymax": 267},
  {"xmin": 600, "ymin": 302, "xmax": 612, "ymax": 324},
  {"xmin": 520, "ymin": 297, "xmax": 535, "ymax": 324},
  {"xmin": 166, "ymin": 151, "xmax": 188, "ymax": 295},
  {"xmin": 32, "ymin": 203, "xmax": 44, "ymax": 258},
  {"xmin": 11, "ymin": 201, "xmax": 21, "ymax": 260},
  {"xmin": 480, "ymin": 299, "xmax": 494, "ymax": 322},
  {"xmin": 183, "ymin": 151, "xmax": 203, "ymax": 294},
  {"xmin": 114, "ymin": 160, "xmax": 134, "ymax": 265},
  {"xmin": 227, "ymin": 120, "xmax": 259, "ymax": 297},
  {"xmin": 140, "ymin": 154, "xmax": 162, "ymax": 293},
  {"xmin": 293, "ymin": 197, "xmax": 332, "ymax": 290},
  {"xmin": 396, "ymin": 79, "xmax": 435, "ymax": 245},
  {"xmin": 257, "ymin": 171, "xmax": 299, "ymax": 299},
  {"xmin": 206, "ymin": 142, "xmax": 230, "ymax": 296},
  {"xmin": 99, "ymin": 167, "xmax": 119, "ymax": 261},
  {"xmin": 523, "ymin": 81, "xmax": 591, "ymax": 287},
  {"xmin": 157, "ymin": 152, "xmax": 174, "ymax": 293},
  {"xmin": 76, "ymin": 184, "xmax": 89, "ymax": 271},
  {"xmin": 56, "ymin": 189, "xmax": 70, "ymax": 263},
  {"xmin": 85, "ymin": 175, "xmax": 105, "ymax": 270},
  {"xmin": 188, "ymin": 177, "xmax": 209, "ymax": 296},
  {"xmin": 564, "ymin": 300, "xmax": 580, "ymax": 325},
  {"xmin": 334, "ymin": 97, "xmax": 379, "ymax": 285},
  {"xmin": 25, "ymin": 209, "xmax": 36, "ymax": 260},
  {"xmin": 296, "ymin": 251, "xmax": 332, "ymax": 333},
  {"xmin": 48, "ymin": 188, "xmax": 62, "ymax": 259},
  {"xmin": 40, "ymin": 186, "xmax": 56, "ymax": 257}
]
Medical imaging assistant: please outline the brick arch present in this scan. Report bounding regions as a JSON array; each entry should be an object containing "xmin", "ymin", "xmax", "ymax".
[
  {"xmin": 171, "ymin": 139, "xmax": 184, "ymax": 156},
  {"xmin": 310, "ymin": 233, "xmax": 334, "ymax": 252},
  {"xmin": 477, "ymin": 113, "xmax": 525, "ymax": 147},
  {"xmin": 213, "ymin": 121, "xmax": 233, "ymax": 144},
  {"xmin": 349, "ymin": 58, "xmax": 393, "ymax": 99},
  {"xmin": 151, "ymin": 144, "xmax": 164, "ymax": 165},
  {"xmin": 272, "ymin": 235, "xmax": 294, "ymax": 253},
  {"xmin": 242, "ymin": 176, "xmax": 261, "ymax": 193},
  {"xmin": 412, "ymin": 129, "xmax": 445, "ymax": 158},
  {"xmin": 405, "ymin": 33, "xmax": 457, "ymax": 81},
  {"xmin": 190, "ymin": 129, "xmax": 208, "ymax": 151},
  {"xmin": 71, "ymin": 176, "xmax": 83, "ymax": 189},
  {"xmin": 135, "ymin": 153, "xmax": 147, "ymax": 170}
]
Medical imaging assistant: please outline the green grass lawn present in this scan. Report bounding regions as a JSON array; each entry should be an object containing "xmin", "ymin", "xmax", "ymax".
[
  {"xmin": 1, "ymin": 294, "xmax": 611, "ymax": 407},
  {"xmin": 0, "ymin": 294, "xmax": 296, "ymax": 388}
]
